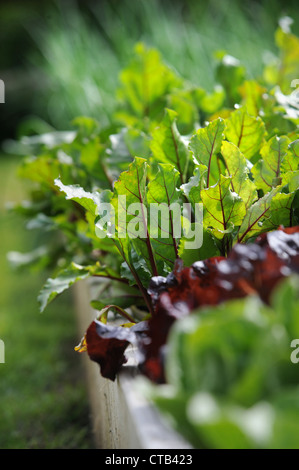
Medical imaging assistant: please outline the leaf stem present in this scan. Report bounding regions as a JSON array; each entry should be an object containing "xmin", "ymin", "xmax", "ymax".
[
  {"xmin": 92, "ymin": 273, "xmax": 130, "ymax": 285},
  {"xmin": 170, "ymin": 125, "xmax": 185, "ymax": 185},
  {"xmin": 105, "ymin": 304, "xmax": 137, "ymax": 324},
  {"xmin": 112, "ymin": 239, "xmax": 153, "ymax": 315}
]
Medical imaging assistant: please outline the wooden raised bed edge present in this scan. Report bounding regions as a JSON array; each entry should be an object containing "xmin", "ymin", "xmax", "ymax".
[{"xmin": 74, "ymin": 278, "xmax": 192, "ymax": 450}]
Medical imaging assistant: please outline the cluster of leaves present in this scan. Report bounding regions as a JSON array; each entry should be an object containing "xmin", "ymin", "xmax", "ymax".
[
  {"xmin": 144, "ymin": 226, "xmax": 299, "ymax": 382},
  {"xmin": 145, "ymin": 272, "xmax": 299, "ymax": 449},
  {"xmin": 80, "ymin": 226, "xmax": 299, "ymax": 382},
  {"xmin": 10, "ymin": 22, "xmax": 299, "ymax": 392}
]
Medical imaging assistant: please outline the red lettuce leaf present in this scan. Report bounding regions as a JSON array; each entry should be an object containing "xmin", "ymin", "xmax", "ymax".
[
  {"xmin": 142, "ymin": 226, "xmax": 299, "ymax": 383},
  {"xmin": 83, "ymin": 226, "xmax": 299, "ymax": 383},
  {"xmin": 85, "ymin": 320, "xmax": 148, "ymax": 381}
]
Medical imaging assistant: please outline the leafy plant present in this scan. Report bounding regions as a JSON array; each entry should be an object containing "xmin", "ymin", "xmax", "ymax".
[
  {"xmin": 145, "ymin": 274, "xmax": 299, "ymax": 449},
  {"xmin": 141, "ymin": 226, "xmax": 299, "ymax": 382},
  {"xmin": 10, "ymin": 20, "xmax": 299, "ymax": 394}
]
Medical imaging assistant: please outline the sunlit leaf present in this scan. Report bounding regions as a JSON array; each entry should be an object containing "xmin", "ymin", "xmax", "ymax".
[
  {"xmin": 38, "ymin": 262, "xmax": 91, "ymax": 312},
  {"xmin": 201, "ymin": 175, "xmax": 246, "ymax": 239},
  {"xmin": 225, "ymin": 107, "xmax": 266, "ymax": 160},
  {"xmin": 239, "ymin": 80, "xmax": 267, "ymax": 117},
  {"xmin": 55, "ymin": 177, "xmax": 103, "ymax": 217},
  {"xmin": 117, "ymin": 42, "xmax": 182, "ymax": 122},
  {"xmin": 150, "ymin": 108, "xmax": 190, "ymax": 184},
  {"xmin": 221, "ymin": 140, "xmax": 257, "ymax": 208},
  {"xmin": 189, "ymin": 118, "xmax": 225, "ymax": 187},
  {"xmin": 237, "ymin": 186, "xmax": 296, "ymax": 243},
  {"xmin": 251, "ymin": 135, "xmax": 291, "ymax": 193}
]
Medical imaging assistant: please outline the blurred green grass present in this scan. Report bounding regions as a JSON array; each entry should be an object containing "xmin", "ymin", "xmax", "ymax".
[
  {"xmin": 0, "ymin": 155, "xmax": 93, "ymax": 448},
  {"xmin": 4, "ymin": 0, "xmax": 299, "ymax": 136}
]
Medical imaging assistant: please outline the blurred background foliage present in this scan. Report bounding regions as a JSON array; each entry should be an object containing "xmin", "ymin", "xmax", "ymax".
[
  {"xmin": 1, "ymin": 0, "xmax": 299, "ymax": 143},
  {"xmin": 0, "ymin": 0, "xmax": 298, "ymax": 448}
]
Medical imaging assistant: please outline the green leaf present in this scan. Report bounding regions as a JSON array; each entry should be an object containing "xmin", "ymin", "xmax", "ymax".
[
  {"xmin": 71, "ymin": 116, "xmax": 101, "ymax": 140},
  {"xmin": 288, "ymin": 139, "xmax": 299, "ymax": 169},
  {"xmin": 55, "ymin": 177, "xmax": 102, "ymax": 217},
  {"xmin": 221, "ymin": 140, "xmax": 258, "ymax": 208},
  {"xmin": 111, "ymin": 157, "xmax": 148, "ymax": 235},
  {"xmin": 237, "ymin": 186, "xmax": 296, "ymax": 243},
  {"xmin": 282, "ymin": 170, "xmax": 299, "ymax": 192},
  {"xmin": 147, "ymin": 163, "xmax": 182, "ymax": 263},
  {"xmin": 150, "ymin": 108, "xmax": 190, "ymax": 184},
  {"xmin": 178, "ymin": 227, "xmax": 219, "ymax": 266},
  {"xmin": 275, "ymin": 21, "xmax": 299, "ymax": 94},
  {"xmin": 237, "ymin": 189, "xmax": 277, "ymax": 243},
  {"xmin": 165, "ymin": 297, "xmax": 263, "ymax": 395},
  {"xmin": 225, "ymin": 107, "xmax": 266, "ymax": 160},
  {"xmin": 251, "ymin": 135, "xmax": 291, "ymax": 193},
  {"xmin": 269, "ymin": 190, "xmax": 296, "ymax": 227},
  {"xmin": 7, "ymin": 246, "xmax": 51, "ymax": 271},
  {"xmin": 215, "ymin": 53, "xmax": 246, "ymax": 106},
  {"xmin": 201, "ymin": 175, "xmax": 246, "ymax": 239},
  {"xmin": 79, "ymin": 137, "xmax": 109, "ymax": 183},
  {"xmin": 189, "ymin": 118, "xmax": 225, "ymax": 187},
  {"xmin": 198, "ymin": 85, "xmax": 225, "ymax": 115},
  {"xmin": 147, "ymin": 163, "xmax": 181, "ymax": 207},
  {"xmin": 112, "ymin": 159, "xmax": 184, "ymax": 271},
  {"xmin": 167, "ymin": 88, "xmax": 201, "ymax": 134},
  {"xmin": 278, "ymin": 136, "xmax": 294, "ymax": 175},
  {"xmin": 263, "ymin": 19, "xmax": 299, "ymax": 94},
  {"xmin": 180, "ymin": 165, "xmax": 208, "ymax": 207},
  {"xmin": 120, "ymin": 251, "xmax": 153, "ymax": 287},
  {"xmin": 239, "ymin": 80, "xmax": 267, "ymax": 117},
  {"xmin": 117, "ymin": 42, "xmax": 182, "ymax": 120},
  {"xmin": 106, "ymin": 127, "xmax": 151, "ymax": 178},
  {"xmin": 111, "ymin": 157, "xmax": 161, "ymax": 276},
  {"xmin": 38, "ymin": 262, "xmax": 91, "ymax": 312},
  {"xmin": 18, "ymin": 155, "xmax": 61, "ymax": 190}
]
